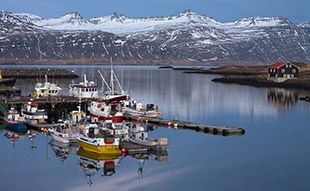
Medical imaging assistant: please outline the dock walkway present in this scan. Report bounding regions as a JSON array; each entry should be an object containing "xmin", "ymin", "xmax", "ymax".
[{"xmin": 124, "ymin": 115, "xmax": 245, "ymax": 136}]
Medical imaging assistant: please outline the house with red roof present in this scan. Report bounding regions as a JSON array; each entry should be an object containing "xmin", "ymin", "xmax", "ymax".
[{"xmin": 267, "ymin": 62, "xmax": 300, "ymax": 82}]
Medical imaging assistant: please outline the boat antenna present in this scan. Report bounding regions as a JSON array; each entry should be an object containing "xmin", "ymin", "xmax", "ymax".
[{"xmin": 98, "ymin": 70, "xmax": 111, "ymax": 92}]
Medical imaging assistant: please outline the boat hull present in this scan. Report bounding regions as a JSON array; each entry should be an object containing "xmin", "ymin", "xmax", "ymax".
[
  {"xmin": 77, "ymin": 139, "xmax": 121, "ymax": 155},
  {"xmin": 51, "ymin": 133, "xmax": 71, "ymax": 144},
  {"xmin": 129, "ymin": 138, "xmax": 157, "ymax": 147},
  {"xmin": 5, "ymin": 123, "xmax": 27, "ymax": 133},
  {"xmin": 123, "ymin": 109, "xmax": 159, "ymax": 118}
]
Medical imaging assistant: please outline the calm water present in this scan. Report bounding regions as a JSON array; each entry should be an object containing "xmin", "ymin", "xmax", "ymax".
[{"xmin": 1, "ymin": 65, "xmax": 310, "ymax": 191}]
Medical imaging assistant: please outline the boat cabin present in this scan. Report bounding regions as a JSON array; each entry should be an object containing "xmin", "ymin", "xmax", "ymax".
[
  {"xmin": 69, "ymin": 74, "xmax": 98, "ymax": 98},
  {"xmin": 70, "ymin": 110, "xmax": 86, "ymax": 125},
  {"xmin": 6, "ymin": 108, "xmax": 24, "ymax": 123},
  {"xmin": 24, "ymin": 102, "xmax": 39, "ymax": 113},
  {"xmin": 268, "ymin": 62, "xmax": 300, "ymax": 82}
]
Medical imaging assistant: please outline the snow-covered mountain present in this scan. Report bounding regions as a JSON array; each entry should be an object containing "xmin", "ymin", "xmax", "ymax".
[{"xmin": 0, "ymin": 10, "xmax": 310, "ymax": 63}]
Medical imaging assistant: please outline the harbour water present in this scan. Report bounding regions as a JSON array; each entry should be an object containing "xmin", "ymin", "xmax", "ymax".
[{"xmin": 1, "ymin": 65, "xmax": 310, "ymax": 191}]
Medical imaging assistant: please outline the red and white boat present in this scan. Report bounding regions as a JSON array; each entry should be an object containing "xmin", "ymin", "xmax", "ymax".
[
  {"xmin": 89, "ymin": 66, "xmax": 127, "ymax": 122},
  {"xmin": 5, "ymin": 108, "xmax": 25, "ymax": 125},
  {"xmin": 89, "ymin": 100, "xmax": 123, "ymax": 123}
]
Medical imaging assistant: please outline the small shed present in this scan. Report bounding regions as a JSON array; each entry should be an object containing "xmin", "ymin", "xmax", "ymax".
[{"xmin": 267, "ymin": 62, "xmax": 300, "ymax": 82}]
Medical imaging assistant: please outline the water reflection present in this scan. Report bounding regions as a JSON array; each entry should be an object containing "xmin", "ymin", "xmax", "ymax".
[
  {"xmin": 77, "ymin": 148, "xmax": 120, "ymax": 187},
  {"xmin": 4, "ymin": 125, "xmax": 39, "ymax": 152},
  {"xmin": 12, "ymin": 65, "xmax": 305, "ymax": 121},
  {"xmin": 267, "ymin": 88, "xmax": 299, "ymax": 108},
  {"xmin": 49, "ymin": 140, "xmax": 79, "ymax": 164}
]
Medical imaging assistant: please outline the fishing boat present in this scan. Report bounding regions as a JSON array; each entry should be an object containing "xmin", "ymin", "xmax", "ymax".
[
  {"xmin": 21, "ymin": 101, "xmax": 48, "ymax": 120},
  {"xmin": 119, "ymin": 100, "xmax": 161, "ymax": 118},
  {"xmin": 49, "ymin": 119, "xmax": 77, "ymax": 144},
  {"xmin": 5, "ymin": 108, "xmax": 25, "ymax": 126},
  {"xmin": 69, "ymin": 74, "xmax": 99, "ymax": 99},
  {"xmin": 129, "ymin": 124, "xmax": 168, "ymax": 148},
  {"xmin": 89, "ymin": 100, "xmax": 123, "ymax": 122},
  {"xmin": 32, "ymin": 75, "xmax": 61, "ymax": 97},
  {"xmin": 77, "ymin": 123, "xmax": 121, "ymax": 154}
]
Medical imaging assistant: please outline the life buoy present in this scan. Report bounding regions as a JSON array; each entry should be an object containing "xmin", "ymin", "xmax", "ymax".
[{"xmin": 97, "ymin": 104, "xmax": 101, "ymax": 108}]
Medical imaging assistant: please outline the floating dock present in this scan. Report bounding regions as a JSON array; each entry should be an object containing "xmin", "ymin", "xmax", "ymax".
[{"xmin": 124, "ymin": 115, "xmax": 245, "ymax": 136}]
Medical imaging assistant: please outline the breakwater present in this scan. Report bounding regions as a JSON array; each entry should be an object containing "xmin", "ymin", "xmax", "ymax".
[{"xmin": 1, "ymin": 68, "xmax": 79, "ymax": 79}]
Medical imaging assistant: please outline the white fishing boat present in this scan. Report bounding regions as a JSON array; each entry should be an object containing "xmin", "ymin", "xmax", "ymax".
[
  {"xmin": 129, "ymin": 124, "xmax": 168, "ymax": 147},
  {"xmin": 77, "ymin": 123, "xmax": 121, "ymax": 154},
  {"xmin": 49, "ymin": 119, "xmax": 77, "ymax": 144},
  {"xmin": 119, "ymin": 100, "xmax": 160, "ymax": 118},
  {"xmin": 22, "ymin": 102, "xmax": 48, "ymax": 120},
  {"xmin": 32, "ymin": 75, "xmax": 62, "ymax": 97},
  {"xmin": 5, "ymin": 108, "xmax": 25, "ymax": 125},
  {"xmin": 69, "ymin": 74, "xmax": 99, "ymax": 99}
]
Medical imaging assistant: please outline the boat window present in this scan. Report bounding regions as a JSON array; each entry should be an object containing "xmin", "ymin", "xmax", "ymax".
[{"xmin": 56, "ymin": 126, "xmax": 61, "ymax": 133}]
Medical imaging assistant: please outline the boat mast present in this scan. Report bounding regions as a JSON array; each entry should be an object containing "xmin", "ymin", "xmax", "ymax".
[
  {"xmin": 97, "ymin": 70, "xmax": 111, "ymax": 92},
  {"xmin": 83, "ymin": 74, "xmax": 88, "ymax": 84},
  {"xmin": 110, "ymin": 57, "xmax": 115, "ymax": 95},
  {"xmin": 109, "ymin": 57, "xmax": 124, "ymax": 95}
]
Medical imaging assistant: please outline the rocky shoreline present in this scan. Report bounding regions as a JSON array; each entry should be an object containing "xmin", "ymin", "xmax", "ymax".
[
  {"xmin": 1, "ymin": 68, "xmax": 79, "ymax": 79},
  {"xmin": 212, "ymin": 76, "xmax": 310, "ymax": 90},
  {"xmin": 185, "ymin": 63, "xmax": 310, "ymax": 90}
]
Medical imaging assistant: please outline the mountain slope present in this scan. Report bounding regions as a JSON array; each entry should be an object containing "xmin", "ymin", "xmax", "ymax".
[{"xmin": 0, "ymin": 10, "xmax": 310, "ymax": 64}]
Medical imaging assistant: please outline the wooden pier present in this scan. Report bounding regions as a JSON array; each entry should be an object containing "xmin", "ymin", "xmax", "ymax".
[
  {"xmin": 124, "ymin": 115, "xmax": 245, "ymax": 136},
  {"xmin": 0, "ymin": 95, "xmax": 89, "ymax": 123}
]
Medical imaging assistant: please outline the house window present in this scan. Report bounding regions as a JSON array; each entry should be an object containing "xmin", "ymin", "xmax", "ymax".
[
  {"xmin": 286, "ymin": 64, "xmax": 288, "ymax": 68},
  {"xmin": 289, "ymin": 64, "xmax": 292, "ymax": 68},
  {"xmin": 292, "ymin": 69, "xmax": 296, "ymax": 73},
  {"xmin": 281, "ymin": 69, "xmax": 285, "ymax": 73}
]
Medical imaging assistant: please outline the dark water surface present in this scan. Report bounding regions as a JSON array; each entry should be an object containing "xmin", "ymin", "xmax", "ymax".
[{"xmin": 0, "ymin": 65, "xmax": 310, "ymax": 191}]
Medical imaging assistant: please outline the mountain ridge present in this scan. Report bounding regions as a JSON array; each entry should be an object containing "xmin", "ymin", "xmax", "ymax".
[{"xmin": 0, "ymin": 10, "xmax": 310, "ymax": 64}]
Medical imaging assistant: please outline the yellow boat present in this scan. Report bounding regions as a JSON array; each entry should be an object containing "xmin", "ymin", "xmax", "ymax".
[
  {"xmin": 77, "ymin": 148, "xmax": 120, "ymax": 161},
  {"xmin": 77, "ymin": 123, "xmax": 121, "ymax": 155},
  {"xmin": 77, "ymin": 139, "xmax": 121, "ymax": 154}
]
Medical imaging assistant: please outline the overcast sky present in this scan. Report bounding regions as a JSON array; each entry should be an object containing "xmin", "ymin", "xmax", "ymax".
[{"xmin": 1, "ymin": 0, "xmax": 310, "ymax": 23}]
